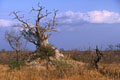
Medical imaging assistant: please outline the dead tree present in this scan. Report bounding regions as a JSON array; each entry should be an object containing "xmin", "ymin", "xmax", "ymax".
[
  {"xmin": 91, "ymin": 46, "xmax": 103, "ymax": 69},
  {"xmin": 12, "ymin": 3, "xmax": 63, "ymax": 59},
  {"xmin": 5, "ymin": 30, "xmax": 23, "ymax": 65}
]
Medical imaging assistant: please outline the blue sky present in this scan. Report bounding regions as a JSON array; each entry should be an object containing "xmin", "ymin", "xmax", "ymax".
[
  {"xmin": 0, "ymin": 0, "xmax": 120, "ymax": 50},
  {"xmin": 0, "ymin": 0, "xmax": 120, "ymax": 12}
]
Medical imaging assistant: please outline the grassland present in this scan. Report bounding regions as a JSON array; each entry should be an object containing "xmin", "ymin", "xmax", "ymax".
[{"xmin": 0, "ymin": 50, "xmax": 120, "ymax": 80}]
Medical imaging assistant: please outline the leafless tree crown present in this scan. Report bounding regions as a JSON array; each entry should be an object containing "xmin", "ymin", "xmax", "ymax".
[
  {"xmin": 12, "ymin": 3, "xmax": 58, "ymax": 48},
  {"xmin": 5, "ymin": 31, "xmax": 22, "ymax": 51}
]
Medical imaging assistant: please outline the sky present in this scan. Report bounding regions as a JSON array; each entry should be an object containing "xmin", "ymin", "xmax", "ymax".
[{"xmin": 0, "ymin": 0, "xmax": 120, "ymax": 50}]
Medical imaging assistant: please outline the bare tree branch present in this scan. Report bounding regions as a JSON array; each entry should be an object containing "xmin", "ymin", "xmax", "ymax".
[{"xmin": 12, "ymin": 3, "xmax": 58, "ymax": 51}]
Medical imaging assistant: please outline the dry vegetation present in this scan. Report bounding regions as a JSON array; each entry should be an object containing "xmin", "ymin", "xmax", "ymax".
[
  {"xmin": 0, "ymin": 50, "xmax": 120, "ymax": 80},
  {"xmin": 1, "ymin": 2, "xmax": 120, "ymax": 80}
]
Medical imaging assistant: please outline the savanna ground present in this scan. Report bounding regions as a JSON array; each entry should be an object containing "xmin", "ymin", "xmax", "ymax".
[{"xmin": 0, "ymin": 49, "xmax": 120, "ymax": 80}]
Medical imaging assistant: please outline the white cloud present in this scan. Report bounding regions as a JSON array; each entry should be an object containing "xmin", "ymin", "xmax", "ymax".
[
  {"xmin": 1, "ymin": 10, "xmax": 120, "ymax": 31},
  {"xmin": 57, "ymin": 10, "xmax": 120, "ymax": 24},
  {"xmin": 0, "ymin": 19, "xmax": 16, "ymax": 27}
]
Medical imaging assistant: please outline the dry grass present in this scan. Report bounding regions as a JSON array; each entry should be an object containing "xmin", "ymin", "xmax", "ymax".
[
  {"xmin": 0, "ymin": 50, "xmax": 120, "ymax": 80},
  {"xmin": 0, "ymin": 60, "xmax": 120, "ymax": 80}
]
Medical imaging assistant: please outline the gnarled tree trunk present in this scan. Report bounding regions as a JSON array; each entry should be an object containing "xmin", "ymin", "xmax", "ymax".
[{"xmin": 39, "ymin": 33, "xmax": 64, "ymax": 59}]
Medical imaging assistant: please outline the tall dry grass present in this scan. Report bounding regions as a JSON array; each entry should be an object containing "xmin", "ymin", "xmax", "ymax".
[
  {"xmin": 0, "ymin": 60, "xmax": 120, "ymax": 80},
  {"xmin": 0, "ymin": 50, "xmax": 120, "ymax": 80}
]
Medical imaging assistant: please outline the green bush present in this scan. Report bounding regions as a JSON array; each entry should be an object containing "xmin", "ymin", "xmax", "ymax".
[
  {"xmin": 37, "ymin": 45, "xmax": 56, "ymax": 60},
  {"xmin": 9, "ymin": 60, "xmax": 26, "ymax": 69},
  {"xmin": 52, "ymin": 59, "xmax": 72, "ymax": 69},
  {"xmin": 52, "ymin": 59, "xmax": 73, "ymax": 78}
]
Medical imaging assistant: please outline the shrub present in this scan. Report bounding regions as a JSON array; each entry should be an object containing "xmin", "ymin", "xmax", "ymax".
[
  {"xmin": 53, "ymin": 59, "xmax": 72, "ymax": 68},
  {"xmin": 36, "ymin": 45, "xmax": 56, "ymax": 61},
  {"xmin": 52, "ymin": 59, "xmax": 73, "ymax": 78},
  {"xmin": 9, "ymin": 60, "xmax": 26, "ymax": 69}
]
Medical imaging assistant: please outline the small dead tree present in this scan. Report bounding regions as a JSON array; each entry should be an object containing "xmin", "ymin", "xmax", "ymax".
[
  {"xmin": 91, "ymin": 46, "xmax": 103, "ymax": 70},
  {"xmin": 5, "ymin": 30, "xmax": 23, "ymax": 65},
  {"xmin": 12, "ymin": 3, "xmax": 63, "ymax": 60}
]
